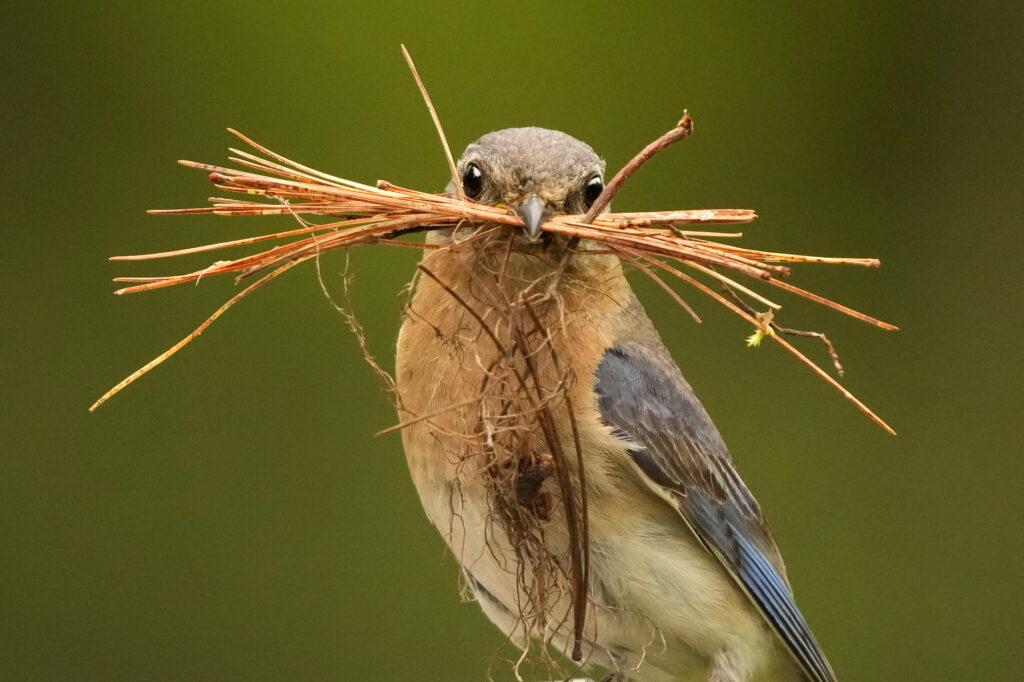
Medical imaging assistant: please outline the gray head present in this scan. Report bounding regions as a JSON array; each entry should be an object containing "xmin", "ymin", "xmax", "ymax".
[{"xmin": 453, "ymin": 127, "xmax": 606, "ymax": 239}]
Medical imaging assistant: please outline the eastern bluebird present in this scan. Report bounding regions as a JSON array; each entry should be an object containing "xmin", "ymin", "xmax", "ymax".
[{"xmin": 395, "ymin": 128, "xmax": 836, "ymax": 682}]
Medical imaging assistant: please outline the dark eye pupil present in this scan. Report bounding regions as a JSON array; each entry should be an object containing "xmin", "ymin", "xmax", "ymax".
[
  {"xmin": 583, "ymin": 176, "xmax": 604, "ymax": 208},
  {"xmin": 462, "ymin": 163, "xmax": 483, "ymax": 199}
]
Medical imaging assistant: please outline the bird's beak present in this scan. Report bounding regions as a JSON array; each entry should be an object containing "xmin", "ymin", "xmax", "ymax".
[{"xmin": 512, "ymin": 193, "xmax": 551, "ymax": 241}]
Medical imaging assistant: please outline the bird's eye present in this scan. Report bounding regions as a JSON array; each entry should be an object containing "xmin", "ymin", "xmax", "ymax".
[
  {"xmin": 462, "ymin": 163, "xmax": 484, "ymax": 199},
  {"xmin": 583, "ymin": 176, "xmax": 604, "ymax": 209}
]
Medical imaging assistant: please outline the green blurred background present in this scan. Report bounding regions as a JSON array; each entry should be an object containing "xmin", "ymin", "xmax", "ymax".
[{"xmin": 2, "ymin": 2, "xmax": 1021, "ymax": 680}]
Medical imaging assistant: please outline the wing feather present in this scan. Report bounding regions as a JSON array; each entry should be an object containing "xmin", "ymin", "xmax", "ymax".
[{"xmin": 595, "ymin": 341, "xmax": 837, "ymax": 682}]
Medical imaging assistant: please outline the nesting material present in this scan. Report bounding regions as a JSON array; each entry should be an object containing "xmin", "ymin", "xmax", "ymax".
[{"xmin": 90, "ymin": 124, "xmax": 894, "ymax": 430}]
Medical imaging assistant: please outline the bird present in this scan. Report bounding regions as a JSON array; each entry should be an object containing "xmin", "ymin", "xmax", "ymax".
[{"xmin": 394, "ymin": 127, "xmax": 837, "ymax": 682}]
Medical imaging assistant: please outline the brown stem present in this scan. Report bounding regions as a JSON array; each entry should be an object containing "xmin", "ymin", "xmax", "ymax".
[
  {"xmin": 401, "ymin": 45, "xmax": 463, "ymax": 200},
  {"xmin": 582, "ymin": 112, "xmax": 694, "ymax": 223},
  {"xmin": 519, "ymin": 297, "xmax": 590, "ymax": 661},
  {"xmin": 511, "ymin": 315, "xmax": 586, "ymax": 661},
  {"xmin": 718, "ymin": 283, "xmax": 845, "ymax": 376}
]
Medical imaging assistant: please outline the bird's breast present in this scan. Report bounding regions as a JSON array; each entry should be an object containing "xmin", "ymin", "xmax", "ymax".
[{"xmin": 391, "ymin": 246, "xmax": 790, "ymax": 680}]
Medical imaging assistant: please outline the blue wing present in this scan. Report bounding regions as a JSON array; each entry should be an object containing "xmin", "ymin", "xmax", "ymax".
[{"xmin": 595, "ymin": 340, "xmax": 837, "ymax": 682}]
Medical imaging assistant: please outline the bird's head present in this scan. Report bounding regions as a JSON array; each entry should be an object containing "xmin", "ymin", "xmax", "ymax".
[{"xmin": 447, "ymin": 127, "xmax": 606, "ymax": 244}]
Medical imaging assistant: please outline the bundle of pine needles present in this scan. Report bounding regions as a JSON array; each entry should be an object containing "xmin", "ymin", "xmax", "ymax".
[
  {"xmin": 90, "ymin": 123, "xmax": 895, "ymax": 428},
  {"xmin": 90, "ymin": 49, "xmax": 896, "ymax": 439}
]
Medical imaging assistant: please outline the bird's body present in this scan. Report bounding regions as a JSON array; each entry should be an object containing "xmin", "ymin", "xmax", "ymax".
[{"xmin": 395, "ymin": 128, "xmax": 835, "ymax": 682}]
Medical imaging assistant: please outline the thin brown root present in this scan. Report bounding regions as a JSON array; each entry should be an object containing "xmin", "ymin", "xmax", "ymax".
[
  {"xmin": 375, "ymin": 396, "xmax": 482, "ymax": 437},
  {"xmin": 719, "ymin": 283, "xmax": 845, "ymax": 376},
  {"xmin": 778, "ymin": 328, "xmax": 843, "ymax": 377},
  {"xmin": 313, "ymin": 248, "xmax": 397, "ymax": 394},
  {"xmin": 519, "ymin": 296, "xmax": 590, "ymax": 661}
]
